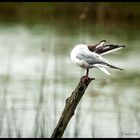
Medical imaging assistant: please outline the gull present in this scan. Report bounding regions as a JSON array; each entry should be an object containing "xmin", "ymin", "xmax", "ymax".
[{"xmin": 70, "ymin": 40, "xmax": 125, "ymax": 77}]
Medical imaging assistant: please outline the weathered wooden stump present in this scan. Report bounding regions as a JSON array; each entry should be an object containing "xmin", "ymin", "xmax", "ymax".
[{"xmin": 51, "ymin": 76, "xmax": 95, "ymax": 138}]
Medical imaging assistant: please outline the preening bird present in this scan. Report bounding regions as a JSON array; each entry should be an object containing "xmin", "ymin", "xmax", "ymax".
[{"xmin": 70, "ymin": 40, "xmax": 125, "ymax": 77}]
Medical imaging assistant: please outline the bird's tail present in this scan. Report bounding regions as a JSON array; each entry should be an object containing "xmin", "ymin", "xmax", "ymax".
[
  {"xmin": 106, "ymin": 63, "xmax": 123, "ymax": 70},
  {"xmin": 93, "ymin": 64, "xmax": 111, "ymax": 75},
  {"xmin": 93, "ymin": 63, "xmax": 123, "ymax": 75}
]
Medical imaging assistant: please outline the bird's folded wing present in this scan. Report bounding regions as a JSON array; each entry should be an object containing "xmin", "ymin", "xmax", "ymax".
[{"xmin": 77, "ymin": 50, "xmax": 108, "ymax": 65}]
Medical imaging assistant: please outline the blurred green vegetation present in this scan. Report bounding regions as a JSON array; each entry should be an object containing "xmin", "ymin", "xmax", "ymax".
[{"xmin": 0, "ymin": 2, "xmax": 140, "ymax": 27}]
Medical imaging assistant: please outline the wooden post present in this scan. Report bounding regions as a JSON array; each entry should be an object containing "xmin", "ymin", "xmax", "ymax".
[{"xmin": 51, "ymin": 76, "xmax": 94, "ymax": 138}]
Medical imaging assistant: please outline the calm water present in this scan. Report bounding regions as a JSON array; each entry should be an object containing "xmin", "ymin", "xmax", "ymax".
[{"xmin": 0, "ymin": 23, "xmax": 139, "ymax": 138}]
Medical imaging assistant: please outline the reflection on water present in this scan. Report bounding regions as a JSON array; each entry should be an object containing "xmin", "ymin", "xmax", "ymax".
[{"xmin": 0, "ymin": 24, "xmax": 139, "ymax": 138}]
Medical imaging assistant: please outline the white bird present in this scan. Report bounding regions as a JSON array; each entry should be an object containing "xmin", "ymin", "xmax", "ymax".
[{"xmin": 70, "ymin": 40, "xmax": 125, "ymax": 77}]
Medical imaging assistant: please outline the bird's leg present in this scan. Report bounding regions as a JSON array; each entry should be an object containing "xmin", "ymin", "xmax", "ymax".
[
  {"xmin": 82, "ymin": 69, "xmax": 89, "ymax": 80},
  {"xmin": 86, "ymin": 68, "xmax": 89, "ymax": 77}
]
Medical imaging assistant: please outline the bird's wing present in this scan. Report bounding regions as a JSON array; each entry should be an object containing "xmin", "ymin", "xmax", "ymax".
[
  {"xmin": 95, "ymin": 44, "xmax": 125, "ymax": 56},
  {"xmin": 88, "ymin": 40, "xmax": 125, "ymax": 56},
  {"xmin": 77, "ymin": 49, "xmax": 108, "ymax": 65},
  {"xmin": 96, "ymin": 40, "xmax": 106, "ymax": 48}
]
